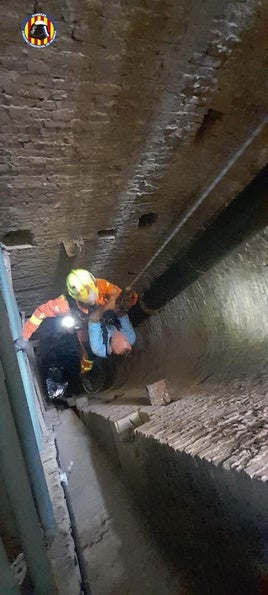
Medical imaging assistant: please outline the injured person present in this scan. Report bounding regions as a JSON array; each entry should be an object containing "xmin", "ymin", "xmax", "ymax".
[{"xmin": 88, "ymin": 309, "xmax": 136, "ymax": 358}]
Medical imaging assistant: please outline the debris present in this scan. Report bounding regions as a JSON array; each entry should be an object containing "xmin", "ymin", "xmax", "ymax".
[
  {"xmin": 146, "ymin": 379, "xmax": 171, "ymax": 406},
  {"xmin": 62, "ymin": 238, "xmax": 85, "ymax": 257}
]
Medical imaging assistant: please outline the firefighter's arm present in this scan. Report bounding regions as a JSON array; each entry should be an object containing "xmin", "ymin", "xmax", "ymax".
[
  {"xmin": 90, "ymin": 279, "xmax": 121, "ymax": 320},
  {"xmin": 96, "ymin": 279, "xmax": 122, "ymax": 309},
  {"xmin": 23, "ymin": 297, "xmax": 68, "ymax": 339}
]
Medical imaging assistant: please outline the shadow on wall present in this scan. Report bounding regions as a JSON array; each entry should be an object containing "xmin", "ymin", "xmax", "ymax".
[
  {"xmin": 52, "ymin": 243, "xmax": 76, "ymax": 296},
  {"xmin": 131, "ymin": 164, "xmax": 268, "ymax": 319},
  {"xmin": 137, "ymin": 437, "xmax": 268, "ymax": 595},
  {"xmin": 127, "ymin": 166, "xmax": 268, "ymax": 393}
]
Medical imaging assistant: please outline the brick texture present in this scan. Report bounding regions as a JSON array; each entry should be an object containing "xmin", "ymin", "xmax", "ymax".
[
  {"xmin": 76, "ymin": 393, "xmax": 268, "ymax": 595},
  {"xmin": 0, "ymin": 0, "xmax": 267, "ymax": 312},
  {"xmin": 41, "ymin": 433, "xmax": 81, "ymax": 595},
  {"xmin": 128, "ymin": 224, "xmax": 268, "ymax": 401}
]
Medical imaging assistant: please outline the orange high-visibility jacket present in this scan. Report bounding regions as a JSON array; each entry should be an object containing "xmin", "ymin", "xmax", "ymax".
[{"xmin": 23, "ymin": 279, "xmax": 122, "ymax": 340}]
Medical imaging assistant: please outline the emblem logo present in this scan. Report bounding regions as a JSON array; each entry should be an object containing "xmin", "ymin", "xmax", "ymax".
[{"xmin": 21, "ymin": 13, "xmax": 56, "ymax": 48}]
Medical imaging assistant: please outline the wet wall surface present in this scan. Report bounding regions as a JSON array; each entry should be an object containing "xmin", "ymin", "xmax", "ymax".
[{"xmin": 128, "ymin": 167, "xmax": 268, "ymax": 399}]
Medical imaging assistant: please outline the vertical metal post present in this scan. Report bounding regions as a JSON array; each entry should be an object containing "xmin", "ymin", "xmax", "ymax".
[
  {"xmin": 0, "ymin": 245, "xmax": 42, "ymax": 447},
  {"xmin": 0, "ymin": 362, "xmax": 56, "ymax": 595},
  {"xmin": 0, "ymin": 294, "xmax": 56, "ymax": 541},
  {"xmin": 0, "ymin": 536, "xmax": 19, "ymax": 595}
]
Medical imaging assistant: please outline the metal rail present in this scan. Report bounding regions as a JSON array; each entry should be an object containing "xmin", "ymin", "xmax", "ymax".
[
  {"xmin": 0, "ymin": 280, "xmax": 56, "ymax": 542},
  {"xmin": 127, "ymin": 116, "xmax": 268, "ymax": 290}
]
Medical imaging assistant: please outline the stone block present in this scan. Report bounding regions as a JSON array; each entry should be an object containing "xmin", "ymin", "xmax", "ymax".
[{"xmin": 146, "ymin": 379, "xmax": 171, "ymax": 406}]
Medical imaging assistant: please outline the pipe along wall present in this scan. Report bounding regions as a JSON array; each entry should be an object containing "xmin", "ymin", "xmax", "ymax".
[{"xmin": 128, "ymin": 165, "xmax": 268, "ymax": 397}]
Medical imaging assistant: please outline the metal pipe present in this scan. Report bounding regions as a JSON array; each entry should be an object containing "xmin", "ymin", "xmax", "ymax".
[
  {"xmin": 60, "ymin": 474, "xmax": 92, "ymax": 595},
  {"xmin": 0, "ymin": 535, "xmax": 20, "ymax": 595},
  {"xmin": 0, "ymin": 293, "xmax": 56, "ymax": 541},
  {"xmin": 0, "ymin": 245, "xmax": 41, "ymax": 447},
  {"xmin": 128, "ymin": 116, "xmax": 268, "ymax": 289},
  {"xmin": 0, "ymin": 361, "xmax": 56, "ymax": 595}
]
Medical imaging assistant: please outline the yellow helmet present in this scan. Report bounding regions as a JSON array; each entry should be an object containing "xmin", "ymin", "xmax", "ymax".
[{"xmin": 66, "ymin": 269, "xmax": 98, "ymax": 304}]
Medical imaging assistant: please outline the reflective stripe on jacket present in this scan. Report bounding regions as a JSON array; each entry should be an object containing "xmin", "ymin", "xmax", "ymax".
[{"xmin": 23, "ymin": 295, "xmax": 69, "ymax": 339}]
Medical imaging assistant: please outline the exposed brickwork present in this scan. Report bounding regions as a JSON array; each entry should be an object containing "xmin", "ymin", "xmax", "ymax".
[
  {"xmin": 146, "ymin": 378, "xmax": 171, "ymax": 406},
  {"xmin": 0, "ymin": 0, "xmax": 267, "ymax": 312},
  {"xmin": 78, "ymin": 399, "xmax": 145, "ymax": 467},
  {"xmin": 138, "ymin": 391, "xmax": 268, "ymax": 481},
  {"xmin": 41, "ymin": 433, "xmax": 81, "ymax": 595},
  {"xmin": 76, "ymin": 393, "xmax": 268, "ymax": 595}
]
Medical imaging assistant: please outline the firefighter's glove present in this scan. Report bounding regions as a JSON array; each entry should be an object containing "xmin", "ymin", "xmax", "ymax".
[
  {"xmin": 115, "ymin": 289, "xmax": 138, "ymax": 315},
  {"xmin": 14, "ymin": 337, "xmax": 29, "ymax": 352},
  {"xmin": 101, "ymin": 309, "xmax": 121, "ymax": 330},
  {"xmin": 123, "ymin": 288, "xmax": 138, "ymax": 307}
]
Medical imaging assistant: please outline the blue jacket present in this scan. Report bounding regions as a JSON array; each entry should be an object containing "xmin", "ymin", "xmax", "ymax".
[{"xmin": 88, "ymin": 314, "xmax": 136, "ymax": 358}]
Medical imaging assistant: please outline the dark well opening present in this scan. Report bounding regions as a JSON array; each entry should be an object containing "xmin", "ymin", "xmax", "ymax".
[
  {"xmin": 138, "ymin": 212, "xmax": 158, "ymax": 228},
  {"xmin": 194, "ymin": 108, "xmax": 223, "ymax": 143},
  {"xmin": 97, "ymin": 229, "xmax": 117, "ymax": 239},
  {"xmin": 1, "ymin": 229, "xmax": 34, "ymax": 247},
  {"xmin": 130, "ymin": 165, "xmax": 268, "ymax": 325}
]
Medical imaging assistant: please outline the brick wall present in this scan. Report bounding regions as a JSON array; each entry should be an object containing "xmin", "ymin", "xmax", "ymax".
[
  {"xmin": 76, "ymin": 392, "xmax": 268, "ymax": 595},
  {"xmin": 128, "ymin": 220, "xmax": 268, "ymax": 400},
  {"xmin": 0, "ymin": 0, "xmax": 267, "ymax": 313}
]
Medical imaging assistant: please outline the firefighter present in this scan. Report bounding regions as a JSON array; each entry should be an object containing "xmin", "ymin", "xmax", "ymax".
[{"xmin": 20, "ymin": 269, "xmax": 138, "ymax": 374}]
